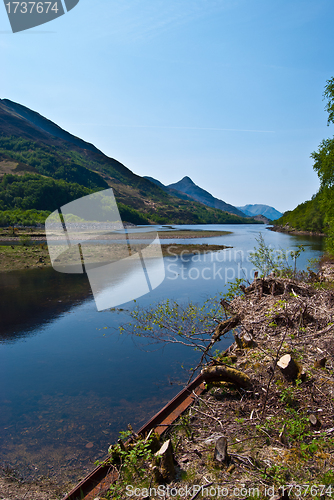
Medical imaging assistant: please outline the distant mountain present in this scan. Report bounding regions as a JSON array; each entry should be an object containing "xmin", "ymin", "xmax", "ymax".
[
  {"xmin": 145, "ymin": 176, "xmax": 245, "ymax": 218},
  {"xmin": 237, "ymin": 204, "xmax": 283, "ymax": 221},
  {"xmin": 144, "ymin": 176, "xmax": 199, "ymax": 201},
  {"xmin": 168, "ymin": 176, "xmax": 246, "ymax": 217},
  {"xmin": 0, "ymin": 99, "xmax": 257, "ymax": 226}
]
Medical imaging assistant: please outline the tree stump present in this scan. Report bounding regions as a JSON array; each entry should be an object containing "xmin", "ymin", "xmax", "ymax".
[
  {"xmin": 201, "ymin": 365, "xmax": 252, "ymax": 389},
  {"xmin": 241, "ymin": 332, "xmax": 255, "ymax": 348},
  {"xmin": 145, "ymin": 429, "xmax": 161, "ymax": 453},
  {"xmin": 234, "ymin": 332, "xmax": 244, "ymax": 349},
  {"xmin": 277, "ymin": 354, "xmax": 300, "ymax": 381},
  {"xmin": 155, "ymin": 439, "xmax": 175, "ymax": 482},
  {"xmin": 309, "ymin": 414, "xmax": 322, "ymax": 429},
  {"xmin": 214, "ymin": 436, "xmax": 228, "ymax": 463}
]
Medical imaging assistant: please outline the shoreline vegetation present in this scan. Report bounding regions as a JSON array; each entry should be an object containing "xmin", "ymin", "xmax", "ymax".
[
  {"xmin": 270, "ymin": 224, "xmax": 326, "ymax": 237},
  {"xmin": 0, "ymin": 227, "xmax": 232, "ymax": 273},
  {"xmin": 270, "ymin": 78, "xmax": 334, "ymax": 242}
]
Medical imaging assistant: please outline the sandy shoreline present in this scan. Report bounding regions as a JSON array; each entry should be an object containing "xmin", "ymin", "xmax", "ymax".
[{"xmin": 0, "ymin": 228, "xmax": 231, "ymax": 243}]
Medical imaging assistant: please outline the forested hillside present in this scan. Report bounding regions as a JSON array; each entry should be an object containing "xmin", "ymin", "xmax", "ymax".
[
  {"xmin": 0, "ymin": 99, "xmax": 258, "ymax": 226},
  {"xmin": 275, "ymin": 77, "xmax": 334, "ymax": 238}
]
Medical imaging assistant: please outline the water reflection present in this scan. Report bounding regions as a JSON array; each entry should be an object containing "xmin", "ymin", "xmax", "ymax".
[{"xmin": 0, "ymin": 267, "xmax": 92, "ymax": 341}]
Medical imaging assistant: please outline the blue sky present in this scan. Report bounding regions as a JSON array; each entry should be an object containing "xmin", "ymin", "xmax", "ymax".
[{"xmin": 1, "ymin": 0, "xmax": 334, "ymax": 213}]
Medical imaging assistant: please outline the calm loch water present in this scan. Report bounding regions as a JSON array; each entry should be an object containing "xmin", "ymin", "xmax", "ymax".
[{"xmin": 0, "ymin": 225, "xmax": 324, "ymax": 483}]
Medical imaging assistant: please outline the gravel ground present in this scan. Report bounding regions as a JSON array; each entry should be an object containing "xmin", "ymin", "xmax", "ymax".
[{"xmin": 0, "ymin": 476, "xmax": 68, "ymax": 500}]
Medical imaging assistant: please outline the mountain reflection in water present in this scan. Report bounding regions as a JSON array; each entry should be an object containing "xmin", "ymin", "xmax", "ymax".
[{"xmin": 0, "ymin": 267, "xmax": 92, "ymax": 341}]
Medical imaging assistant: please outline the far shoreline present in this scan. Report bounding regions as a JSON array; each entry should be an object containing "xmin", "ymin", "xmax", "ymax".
[
  {"xmin": 0, "ymin": 227, "xmax": 232, "ymax": 243},
  {"xmin": 269, "ymin": 224, "xmax": 326, "ymax": 237}
]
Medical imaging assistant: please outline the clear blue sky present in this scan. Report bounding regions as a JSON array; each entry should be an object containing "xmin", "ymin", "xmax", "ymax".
[{"xmin": 1, "ymin": 0, "xmax": 334, "ymax": 213}]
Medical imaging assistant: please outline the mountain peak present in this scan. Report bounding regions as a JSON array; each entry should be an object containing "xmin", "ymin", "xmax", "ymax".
[
  {"xmin": 179, "ymin": 176, "xmax": 194, "ymax": 184},
  {"xmin": 167, "ymin": 177, "xmax": 246, "ymax": 217}
]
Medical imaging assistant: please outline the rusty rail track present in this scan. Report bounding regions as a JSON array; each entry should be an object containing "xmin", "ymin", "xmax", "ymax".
[{"xmin": 62, "ymin": 373, "xmax": 205, "ymax": 500}]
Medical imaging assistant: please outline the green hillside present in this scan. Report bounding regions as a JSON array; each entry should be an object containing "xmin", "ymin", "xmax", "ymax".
[
  {"xmin": 0, "ymin": 99, "xmax": 259, "ymax": 226},
  {"xmin": 274, "ymin": 194, "xmax": 324, "ymax": 233},
  {"xmin": 274, "ymin": 77, "xmax": 334, "ymax": 242}
]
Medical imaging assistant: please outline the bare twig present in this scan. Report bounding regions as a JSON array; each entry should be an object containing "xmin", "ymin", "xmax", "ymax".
[{"xmin": 190, "ymin": 406, "xmax": 224, "ymax": 430}]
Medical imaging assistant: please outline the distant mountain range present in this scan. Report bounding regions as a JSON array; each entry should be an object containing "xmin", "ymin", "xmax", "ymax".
[
  {"xmin": 0, "ymin": 99, "xmax": 258, "ymax": 226},
  {"xmin": 237, "ymin": 204, "xmax": 283, "ymax": 221},
  {"xmin": 145, "ymin": 176, "xmax": 281, "ymax": 222},
  {"xmin": 144, "ymin": 175, "xmax": 245, "ymax": 217}
]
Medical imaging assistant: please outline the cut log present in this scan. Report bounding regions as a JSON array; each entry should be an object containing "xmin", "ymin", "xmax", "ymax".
[
  {"xmin": 155, "ymin": 439, "xmax": 175, "ymax": 482},
  {"xmin": 214, "ymin": 436, "xmax": 228, "ymax": 463},
  {"xmin": 201, "ymin": 365, "xmax": 252, "ymax": 389},
  {"xmin": 277, "ymin": 354, "xmax": 300, "ymax": 381}
]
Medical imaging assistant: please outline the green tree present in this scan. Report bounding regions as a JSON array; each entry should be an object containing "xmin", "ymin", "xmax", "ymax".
[
  {"xmin": 311, "ymin": 137, "xmax": 334, "ymax": 190},
  {"xmin": 311, "ymin": 78, "xmax": 334, "ymax": 191},
  {"xmin": 314, "ymin": 76, "xmax": 334, "ymax": 251},
  {"xmin": 324, "ymin": 76, "xmax": 334, "ymax": 126}
]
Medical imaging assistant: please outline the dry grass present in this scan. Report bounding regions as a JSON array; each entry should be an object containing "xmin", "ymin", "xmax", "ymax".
[{"xmin": 0, "ymin": 244, "xmax": 50, "ymax": 272}]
